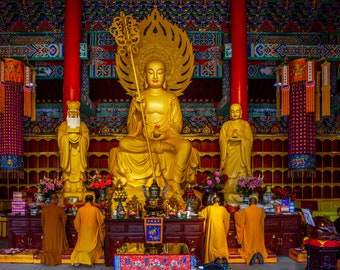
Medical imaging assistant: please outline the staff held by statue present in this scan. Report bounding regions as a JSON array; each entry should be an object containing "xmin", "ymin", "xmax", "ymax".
[{"xmin": 109, "ymin": 12, "xmax": 157, "ymax": 181}]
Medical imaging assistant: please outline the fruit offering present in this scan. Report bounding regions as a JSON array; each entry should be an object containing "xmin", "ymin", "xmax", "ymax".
[
  {"xmin": 182, "ymin": 185, "xmax": 196, "ymax": 200},
  {"xmin": 113, "ymin": 186, "xmax": 127, "ymax": 201}
]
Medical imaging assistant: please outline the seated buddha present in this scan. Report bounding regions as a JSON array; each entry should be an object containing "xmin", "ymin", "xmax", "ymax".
[
  {"xmin": 108, "ymin": 8, "xmax": 200, "ymax": 204},
  {"xmin": 109, "ymin": 59, "xmax": 200, "ymax": 196}
]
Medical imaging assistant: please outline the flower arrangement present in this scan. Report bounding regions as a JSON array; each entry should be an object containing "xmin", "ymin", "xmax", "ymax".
[
  {"xmin": 129, "ymin": 211, "xmax": 137, "ymax": 218},
  {"xmin": 39, "ymin": 176, "xmax": 63, "ymax": 196},
  {"xmin": 271, "ymin": 186, "xmax": 298, "ymax": 201},
  {"xmin": 21, "ymin": 187, "xmax": 38, "ymax": 201},
  {"xmin": 196, "ymin": 171, "xmax": 225, "ymax": 191},
  {"xmin": 87, "ymin": 170, "xmax": 115, "ymax": 189},
  {"xmin": 118, "ymin": 211, "xmax": 126, "ymax": 219},
  {"xmin": 168, "ymin": 211, "xmax": 176, "ymax": 218},
  {"xmin": 236, "ymin": 175, "xmax": 263, "ymax": 197}
]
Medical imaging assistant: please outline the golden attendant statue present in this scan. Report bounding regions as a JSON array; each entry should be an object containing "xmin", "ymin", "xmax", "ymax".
[
  {"xmin": 57, "ymin": 101, "xmax": 90, "ymax": 201},
  {"xmin": 219, "ymin": 103, "xmax": 253, "ymax": 202}
]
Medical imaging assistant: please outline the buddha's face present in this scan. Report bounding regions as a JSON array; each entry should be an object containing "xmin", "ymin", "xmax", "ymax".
[
  {"xmin": 230, "ymin": 104, "xmax": 242, "ymax": 120},
  {"xmin": 145, "ymin": 60, "xmax": 165, "ymax": 89},
  {"xmin": 67, "ymin": 110, "xmax": 80, "ymax": 119}
]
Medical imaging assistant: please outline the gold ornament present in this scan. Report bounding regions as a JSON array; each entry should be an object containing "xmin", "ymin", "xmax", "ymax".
[
  {"xmin": 66, "ymin": 100, "xmax": 80, "ymax": 111},
  {"xmin": 110, "ymin": 8, "xmax": 194, "ymax": 97}
]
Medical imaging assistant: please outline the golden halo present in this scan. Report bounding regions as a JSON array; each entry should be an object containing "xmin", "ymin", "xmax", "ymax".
[{"xmin": 115, "ymin": 8, "xmax": 194, "ymax": 97}]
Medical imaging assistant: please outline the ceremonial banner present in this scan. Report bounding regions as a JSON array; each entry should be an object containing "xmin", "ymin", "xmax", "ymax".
[
  {"xmin": 0, "ymin": 60, "xmax": 4, "ymax": 113},
  {"xmin": 305, "ymin": 59, "xmax": 315, "ymax": 113},
  {"xmin": 23, "ymin": 65, "xmax": 32, "ymax": 117},
  {"xmin": 321, "ymin": 60, "xmax": 331, "ymax": 116},
  {"xmin": 280, "ymin": 63, "xmax": 290, "ymax": 116},
  {"xmin": 0, "ymin": 58, "xmax": 25, "ymax": 172},
  {"xmin": 287, "ymin": 58, "xmax": 316, "ymax": 173}
]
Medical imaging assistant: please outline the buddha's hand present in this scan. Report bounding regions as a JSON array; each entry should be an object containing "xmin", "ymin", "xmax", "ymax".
[
  {"xmin": 68, "ymin": 133, "xmax": 80, "ymax": 141},
  {"xmin": 132, "ymin": 96, "xmax": 145, "ymax": 111},
  {"xmin": 161, "ymin": 142, "xmax": 176, "ymax": 153},
  {"xmin": 152, "ymin": 129, "xmax": 166, "ymax": 140}
]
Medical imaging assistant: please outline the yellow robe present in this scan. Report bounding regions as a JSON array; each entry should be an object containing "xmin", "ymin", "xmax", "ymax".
[
  {"xmin": 234, "ymin": 204, "xmax": 268, "ymax": 265},
  {"xmin": 41, "ymin": 202, "xmax": 69, "ymax": 266},
  {"xmin": 198, "ymin": 202, "xmax": 230, "ymax": 263},
  {"xmin": 70, "ymin": 203, "xmax": 105, "ymax": 266},
  {"xmin": 108, "ymin": 89, "xmax": 200, "ymax": 192}
]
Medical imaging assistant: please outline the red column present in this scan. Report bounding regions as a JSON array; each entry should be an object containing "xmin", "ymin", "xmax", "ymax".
[
  {"xmin": 63, "ymin": 0, "xmax": 82, "ymax": 120},
  {"xmin": 230, "ymin": 0, "xmax": 248, "ymax": 119}
]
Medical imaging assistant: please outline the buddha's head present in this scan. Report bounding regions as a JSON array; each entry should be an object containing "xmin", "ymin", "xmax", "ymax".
[
  {"xmin": 144, "ymin": 60, "xmax": 167, "ymax": 90},
  {"xmin": 230, "ymin": 103, "xmax": 242, "ymax": 120}
]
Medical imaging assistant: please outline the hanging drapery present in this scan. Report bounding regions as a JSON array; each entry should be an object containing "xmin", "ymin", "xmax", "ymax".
[
  {"xmin": 0, "ymin": 60, "xmax": 5, "ymax": 114},
  {"xmin": 315, "ymin": 71, "xmax": 321, "ymax": 121},
  {"xmin": 321, "ymin": 60, "xmax": 331, "ymax": 116},
  {"xmin": 23, "ymin": 64, "xmax": 32, "ymax": 117},
  {"xmin": 0, "ymin": 58, "xmax": 25, "ymax": 173},
  {"xmin": 275, "ymin": 69, "xmax": 281, "ymax": 120},
  {"xmin": 286, "ymin": 58, "xmax": 316, "ymax": 175},
  {"xmin": 31, "ymin": 69, "xmax": 36, "ymax": 121}
]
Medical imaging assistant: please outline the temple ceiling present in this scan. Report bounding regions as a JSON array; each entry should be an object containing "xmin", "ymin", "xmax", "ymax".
[{"xmin": 0, "ymin": 0, "xmax": 338, "ymax": 35}]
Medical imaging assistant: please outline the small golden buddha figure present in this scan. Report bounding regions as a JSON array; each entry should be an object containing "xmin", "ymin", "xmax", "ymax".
[{"xmin": 219, "ymin": 103, "xmax": 253, "ymax": 202}]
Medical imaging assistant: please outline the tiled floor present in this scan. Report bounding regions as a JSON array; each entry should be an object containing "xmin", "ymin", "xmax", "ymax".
[{"xmin": 0, "ymin": 238, "xmax": 307, "ymax": 269}]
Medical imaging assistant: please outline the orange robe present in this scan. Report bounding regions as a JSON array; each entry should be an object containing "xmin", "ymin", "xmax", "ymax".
[
  {"xmin": 234, "ymin": 204, "xmax": 268, "ymax": 265},
  {"xmin": 41, "ymin": 202, "xmax": 69, "ymax": 266},
  {"xmin": 198, "ymin": 202, "xmax": 230, "ymax": 263},
  {"xmin": 70, "ymin": 202, "xmax": 105, "ymax": 266}
]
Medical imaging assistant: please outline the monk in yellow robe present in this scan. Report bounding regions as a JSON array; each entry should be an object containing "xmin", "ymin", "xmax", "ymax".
[
  {"xmin": 41, "ymin": 193, "xmax": 69, "ymax": 266},
  {"xmin": 198, "ymin": 196, "xmax": 230, "ymax": 263},
  {"xmin": 70, "ymin": 195, "xmax": 105, "ymax": 267},
  {"xmin": 219, "ymin": 103, "xmax": 253, "ymax": 202},
  {"xmin": 234, "ymin": 196, "xmax": 268, "ymax": 265},
  {"xmin": 58, "ymin": 100, "xmax": 89, "ymax": 196}
]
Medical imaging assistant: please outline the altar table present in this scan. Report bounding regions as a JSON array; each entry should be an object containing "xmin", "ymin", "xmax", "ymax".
[{"xmin": 105, "ymin": 218, "xmax": 204, "ymax": 266}]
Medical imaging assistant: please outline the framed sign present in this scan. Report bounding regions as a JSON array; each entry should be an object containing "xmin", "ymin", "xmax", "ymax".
[{"xmin": 144, "ymin": 217, "xmax": 163, "ymax": 244}]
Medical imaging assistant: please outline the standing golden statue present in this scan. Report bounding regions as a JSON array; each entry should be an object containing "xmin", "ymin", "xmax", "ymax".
[
  {"xmin": 108, "ymin": 9, "xmax": 200, "ymax": 200},
  {"xmin": 219, "ymin": 103, "xmax": 253, "ymax": 202},
  {"xmin": 58, "ymin": 101, "xmax": 90, "ymax": 201}
]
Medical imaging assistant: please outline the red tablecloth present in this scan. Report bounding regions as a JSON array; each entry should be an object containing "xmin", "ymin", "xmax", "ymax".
[{"xmin": 114, "ymin": 254, "xmax": 197, "ymax": 270}]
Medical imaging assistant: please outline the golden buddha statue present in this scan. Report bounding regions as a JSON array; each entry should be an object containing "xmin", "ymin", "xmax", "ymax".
[
  {"xmin": 108, "ymin": 9, "xmax": 200, "ymax": 203},
  {"xmin": 57, "ymin": 101, "xmax": 90, "ymax": 202},
  {"xmin": 219, "ymin": 103, "xmax": 253, "ymax": 202}
]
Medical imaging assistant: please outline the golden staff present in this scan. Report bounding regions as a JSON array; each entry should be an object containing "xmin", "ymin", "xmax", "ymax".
[{"xmin": 109, "ymin": 12, "xmax": 157, "ymax": 181}]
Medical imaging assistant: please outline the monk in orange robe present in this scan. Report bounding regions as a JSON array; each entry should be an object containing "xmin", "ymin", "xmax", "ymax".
[
  {"xmin": 70, "ymin": 195, "xmax": 105, "ymax": 267},
  {"xmin": 234, "ymin": 196, "xmax": 268, "ymax": 265},
  {"xmin": 41, "ymin": 193, "xmax": 69, "ymax": 266},
  {"xmin": 198, "ymin": 196, "xmax": 230, "ymax": 263}
]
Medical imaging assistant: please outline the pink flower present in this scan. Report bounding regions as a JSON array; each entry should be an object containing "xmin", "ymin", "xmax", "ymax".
[{"xmin": 196, "ymin": 171, "xmax": 225, "ymax": 191}]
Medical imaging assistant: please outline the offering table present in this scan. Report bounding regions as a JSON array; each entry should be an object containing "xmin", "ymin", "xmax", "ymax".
[{"xmin": 104, "ymin": 218, "xmax": 205, "ymax": 266}]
